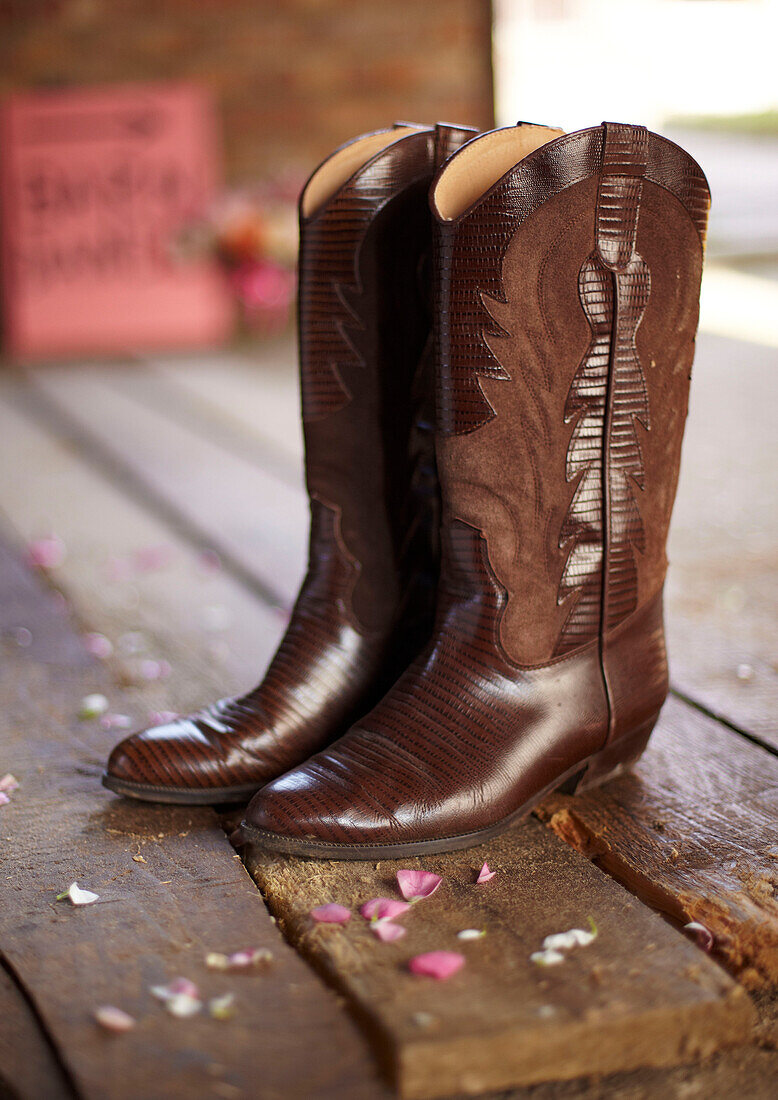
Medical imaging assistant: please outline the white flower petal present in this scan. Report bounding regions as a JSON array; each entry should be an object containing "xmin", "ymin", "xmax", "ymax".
[
  {"xmin": 59, "ymin": 881, "xmax": 99, "ymax": 906},
  {"xmin": 165, "ymin": 993, "xmax": 202, "ymax": 1018},
  {"xmin": 531, "ymin": 949, "xmax": 565, "ymax": 966},
  {"xmin": 79, "ymin": 694, "xmax": 109, "ymax": 720}
]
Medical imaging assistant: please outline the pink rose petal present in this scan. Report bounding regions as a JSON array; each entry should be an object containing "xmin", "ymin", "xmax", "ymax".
[
  {"xmin": 151, "ymin": 977, "xmax": 202, "ymax": 1016},
  {"xmin": 361, "ymin": 897, "xmax": 411, "ymax": 922},
  {"xmin": 137, "ymin": 658, "xmax": 172, "ymax": 682},
  {"xmin": 84, "ymin": 632, "xmax": 114, "ymax": 659},
  {"xmin": 95, "ymin": 1005, "xmax": 136, "ymax": 1032},
  {"xmin": 0, "ymin": 792, "xmax": 9, "ymax": 807},
  {"xmin": 476, "ymin": 862, "xmax": 497, "ymax": 883},
  {"xmin": 396, "ymin": 869, "xmax": 442, "ymax": 902},
  {"xmin": 28, "ymin": 535, "xmax": 66, "ymax": 570},
  {"xmin": 133, "ymin": 545, "xmax": 174, "ymax": 573},
  {"xmin": 371, "ymin": 921, "xmax": 406, "ymax": 943},
  {"xmin": 310, "ymin": 903, "xmax": 351, "ymax": 924},
  {"xmin": 100, "ymin": 713, "xmax": 133, "ymax": 731},
  {"xmin": 148, "ymin": 710, "xmax": 180, "ymax": 725},
  {"xmin": 165, "ymin": 977, "xmax": 200, "ymax": 998},
  {"xmin": 0, "ymin": 774, "xmax": 18, "ymax": 794},
  {"xmin": 409, "ymin": 951, "xmax": 465, "ymax": 981},
  {"xmin": 206, "ymin": 947, "xmax": 273, "ymax": 970}
]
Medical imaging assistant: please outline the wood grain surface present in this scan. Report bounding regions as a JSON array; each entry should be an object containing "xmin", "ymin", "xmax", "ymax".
[
  {"xmin": 537, "ymin": 696, "xmax": 778, "ymax": 989},
  {"xmin": 244, "ymin": 819, "xmax": 754, "ymax": 1098}
]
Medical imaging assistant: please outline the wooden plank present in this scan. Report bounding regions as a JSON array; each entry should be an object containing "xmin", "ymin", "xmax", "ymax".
[
  {"xmin": 244, "ymin": 816, "xmax": 754, "ymax": 1100},
  {"xmin": 0, "ymin": 965, "xmax": 74, "ymax": 1100},
  {"xmin": 536, "ymin": 695, "xmax": 778, "ymax": 990},
  {"xmin": 24, "ymin": 365, "xmax": 308, "ymax": 608},
  {"xmin": 142, "ymin": 344, "xmax": 303, "ymax": 472},
  {"xmin": 2, "ymin": 361, "xmax": 772, "ymax": 1097},
  {"xmin": 0, "ymin": 531, "xmax": 389, "ymax": 1100},
  {"xmin": 666, "ymin": 332, "xmax": 778, "ymax": 747},
  {"xmin": 0, "ymin": 388, "xmax": 286, "ymax": 710},
  {"xmin": 27, "ymin": 334, "xmax": 778, "ymax": 746}
]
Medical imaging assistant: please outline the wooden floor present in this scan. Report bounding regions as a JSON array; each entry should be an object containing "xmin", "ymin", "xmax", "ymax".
[{"xmin": 0, "ymin": 332, "xmax": 776, "ymax": 1099}]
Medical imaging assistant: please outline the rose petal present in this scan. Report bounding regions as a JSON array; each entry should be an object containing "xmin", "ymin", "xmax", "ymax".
[
  {"xmin": 542, "ymin": 928, "xmax": 596, "ymax": 951},
  {"xmin": 206, "ymin": 948, "xmax": 273, "ymax": 970},
  {"xmin": 0, "ymin": 775, "xmax": 19, "ymax": 793},
  {"xmin": 57, "ymin": 881, "xmax": 99, "ymax": 906},
  {"xmin": 409, "ymin": 951, "xmax": 465, "ymax": 980},
  {"xmin": 148, "ymin": 710, "xmax": 180, "ymax": 725},
  {"xmin": 360, "ymin": 898, "xmax": 411, "ymax": 922},
  {"xmin": 371, "ymin": 921, "xmax": 406, "ymax": 943},
  {"xmin": 209, "ymin": 993, "xmax": 236, "ymax": 1019},
  {"xmin": 476, "ymin": 862, "xmax": 496, "ymax": 883},
  {"xmin": 100, "ymin": 713, "xmax": 133, "ymax": 731},
  {"xmin": 133, "ymin": 545, "xmax": 174, "ymax": 573},
  {"xmin": 84, "ymin": 633, "xmax": 114, "ymax": 659},
  {"xmin": 684, "ymin": 921, "xmax": 714, "ymax": 953},
  {"xmin": 310, "ymin": 903, "xmax": 351, "ymax": 924},
  {"xmin": 165, "ymin": 993, "xmax": 202, "ymax": 1018},
  {"xmin": 228, "ymin": 947, "xmax": 273, "ymax": 968},
  {"xmin": 138, "ymin": 659, "xmax": 172, "ymax": 682},
  {"xmin": 95, "ymin": 1005, "xmax": 136, "ymax": 1032},
  {"xmin": 457, "ymin": 928, "xmax": 486, "ymax": 941},
  {"xmin": 530, "ymin": 949, "xmax": 565, "ymax": 966},
  {"xmin": 151, "ymin": 978, "xmax": 202, "ymax": 1015},
  {"xmin": 28, "ymin": 536, "xmax": 66, "ymax": 569},
  {"xmin": 167, "ymin": 978, "xmax": 200, "ymax": 998},
  {"xmin": 79, "ymin": 694, "xmax": 109, "ymax": 720},
  {"xmin": 396, "ymin": 870, "xmax": 442, "ymax": 902},
  {"xmin": 0, "ymin": 792, "xmax": 10, "ymax": 807}
]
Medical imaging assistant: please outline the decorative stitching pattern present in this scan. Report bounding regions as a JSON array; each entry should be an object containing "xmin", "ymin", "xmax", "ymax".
[
  {"xmin": 557, "ymin": 124, "xmax": 652, "ymax": 647},
  {"xmin": 555, "ymin": 254, "xmax": 610, "ymax": 654}
]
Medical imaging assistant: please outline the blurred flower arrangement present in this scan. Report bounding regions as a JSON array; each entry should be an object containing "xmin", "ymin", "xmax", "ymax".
[{"xmin": 174, "ymin": 176, "xmax": 300, "ymax": 336}]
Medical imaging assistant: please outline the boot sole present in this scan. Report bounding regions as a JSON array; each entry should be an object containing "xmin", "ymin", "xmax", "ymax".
[
  {"xmin": 101, "ymin": 772, "xmax": 261, "ymax": 805},
  {"xmin": 239, "ymin": 716, "xmax": 657, "ymax": 860}
]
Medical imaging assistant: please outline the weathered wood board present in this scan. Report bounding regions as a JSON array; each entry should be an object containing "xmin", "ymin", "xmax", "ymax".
[
  {"xmin": 536, "ymin": 695, "xmax": 778, "ymax": 989},
  {"xmin": 1, "ymin": 350, "xmax": 776, "ymax": 1099},
  {"xmin": 24, "ymin": 365, "xmax": 308, "ymax": 607},
  {"xmin": 0, "ymin": 964, "xmax": 74, "ymax": 1100},
  {"xmin": 0, "ymin": 390, "xmax": 285, "ymax": 710},
  {"xmin": 0, "ymin": 534, "xmax": 389, "ymax": 1100},
  {"xmin": 666, "ymin": 332, "xmax": 778, "ymax": 748},
  {"xmin": 244, "ymin": 821, "xmax": 754, "ymax": 1099},
  {"xmin": 138, "ymin": 346, "xmax": 303, "ymax": 476},
  {"xmin": 25, "ymin": 332, "xmax": 778, "ymax": 747}
]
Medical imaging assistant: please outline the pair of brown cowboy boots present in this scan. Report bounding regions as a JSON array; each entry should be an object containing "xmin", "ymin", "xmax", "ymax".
[{"xmin": 104, "ymin": 120, "xmax": 709, "ymax": 859}]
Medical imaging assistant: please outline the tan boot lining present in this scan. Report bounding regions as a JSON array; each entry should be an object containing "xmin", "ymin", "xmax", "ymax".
[
  {"xmin": 433, "ymin": 124, "xmax": 565, "ymax": 221},
  {"xmin": 301, "ymin": 126, "xmax": 420, "ymax": 218}
]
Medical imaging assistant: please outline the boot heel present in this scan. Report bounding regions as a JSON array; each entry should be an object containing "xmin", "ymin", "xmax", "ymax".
[{"xmin": 567, "ymin": 714, "xmax": 659, "ymax": 795}]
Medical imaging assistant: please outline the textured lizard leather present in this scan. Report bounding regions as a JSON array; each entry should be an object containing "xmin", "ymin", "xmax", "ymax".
[
  {"xmin": 104, "ymin": 123, "xmax": 477, "ymax": 802},
  {"xmin": 243, "ymin": 123, "xmax": 709, "ymax": 854}
]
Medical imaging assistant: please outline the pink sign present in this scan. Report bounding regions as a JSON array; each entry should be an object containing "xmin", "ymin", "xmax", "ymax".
[{"xmin": 1, "ymin": 82, "xmax": 234, "ymax": 359}]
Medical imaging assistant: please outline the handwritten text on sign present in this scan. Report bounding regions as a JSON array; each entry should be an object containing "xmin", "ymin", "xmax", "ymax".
[{"xmin": 1, "ymin": 83, "xmax": 233, "ymax": 358}]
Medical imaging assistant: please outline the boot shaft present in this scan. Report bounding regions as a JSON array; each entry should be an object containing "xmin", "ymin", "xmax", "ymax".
[
  {"xmin": 431, "ymin": 123, "xmax": 709, "ymax": 719},
  {"xmin": 297, "ymin": 123, "xmax": 475, "ymax": 634}
]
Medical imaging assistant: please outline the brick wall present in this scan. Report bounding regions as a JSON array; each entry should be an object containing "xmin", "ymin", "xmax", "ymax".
[{"xmin": 0, "ymin": 0, "xmax": 494, "ymax": 183}]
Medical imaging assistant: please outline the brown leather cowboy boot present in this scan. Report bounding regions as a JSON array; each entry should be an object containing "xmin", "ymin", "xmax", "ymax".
[
  {"xmin": 103, "ymin": 122, "xmax": 477, "ymax": 803},
  {"xmin": 241, "ymin": 121, "xmax": 710, "ymax": 856}
]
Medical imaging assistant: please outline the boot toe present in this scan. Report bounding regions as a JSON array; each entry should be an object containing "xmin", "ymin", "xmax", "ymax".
[{"xmin": 106, "ymin": 717, "xmax": 217, "ymax": 789}]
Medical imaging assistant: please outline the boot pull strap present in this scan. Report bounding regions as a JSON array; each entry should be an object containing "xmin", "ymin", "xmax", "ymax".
[{"xmin": 596, "ymin": 122, "xmax": 648, "ymax": 272}]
